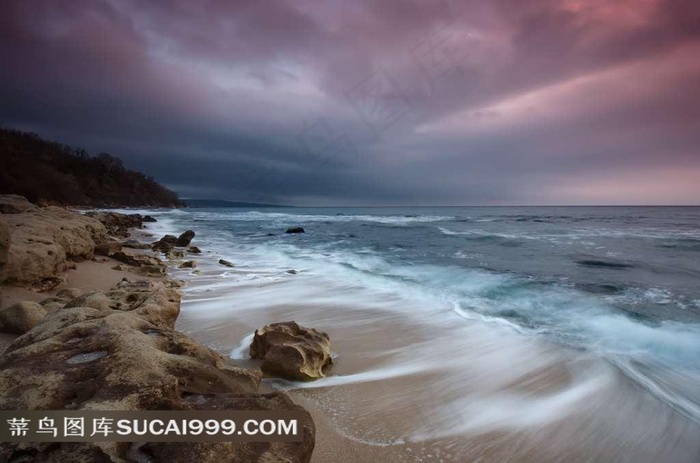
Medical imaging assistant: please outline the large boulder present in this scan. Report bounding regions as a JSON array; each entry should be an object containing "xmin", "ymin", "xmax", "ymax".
[
  {"xmin": 250, "ymin": 321, "xmax": 333, "ymax": 381},
  {"xmin": 0, "ymin": 301, "xmax": 47, "ymax": 334},
  {"xmin": 0, "ymin": 194, "xmax": 37, "ymax": 214},
  {"xmin": 1, "ymin": 207, "xmax": 107, "ymax": 286},
  {"xmin": 0, "ymin": 280, "xmax": 315, "ymax": 462},
  {"xmin": 176, "ymin": 230, "xmax": 196, "ymax": 247}
]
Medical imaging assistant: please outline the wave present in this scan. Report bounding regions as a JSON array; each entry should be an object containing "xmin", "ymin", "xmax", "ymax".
[{"xmin": 204, "ymin": 211, "xmax": 454, "ymax": 225}]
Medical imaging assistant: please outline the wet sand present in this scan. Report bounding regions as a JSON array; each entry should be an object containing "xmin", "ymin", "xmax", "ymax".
[{"xmin": 174, "ymin": 260, "xmax": 700, "ymax": 463}]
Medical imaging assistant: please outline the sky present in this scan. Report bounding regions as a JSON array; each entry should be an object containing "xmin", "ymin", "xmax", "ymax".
[{"xmin": 1, "ymin": 0, "xmax": 699, "ymax": 206}]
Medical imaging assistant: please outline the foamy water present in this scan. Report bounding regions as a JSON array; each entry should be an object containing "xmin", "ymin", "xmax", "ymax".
[{"xmin": 123, "ymin": 206, "xmax": 700, "ymax": 461}]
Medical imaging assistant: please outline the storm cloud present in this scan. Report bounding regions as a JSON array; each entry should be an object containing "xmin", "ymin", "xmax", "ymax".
[{"xmin": 1, "ymin": 0, "xmax": 699, "ymax": 205}]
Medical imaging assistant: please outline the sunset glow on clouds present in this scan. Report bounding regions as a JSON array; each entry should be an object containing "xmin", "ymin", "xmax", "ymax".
[{"xmin": 1, "ymin": 0, "xmax": 698, "ymax": 205}]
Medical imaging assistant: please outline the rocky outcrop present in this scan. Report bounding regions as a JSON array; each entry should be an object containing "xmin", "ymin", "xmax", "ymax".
[
  {"xmin": 176, "ymin": 230, "xmax": 195, "ymax": 247},
  {"xmin": 250, "ymin": 321, "xmax": 333, "ymax": 381},
  {"xmin": 0, "ymin": 279, "xmax": 315, "ymax": 462},
  {"xmin": 0, "ymin": 301, "xmax": 47, "ymax": 334},
  {"xmin": 286, "ymin": 227, "xmax": 305, "ymax": 234},
  {"xmin": 0, "ymin": 206, "xmax": 107, "ymax": 287},
  {"xmin": 0, "ymin": 219, "xmax": 8, "ymax": 308},
  {"xmin": 0, "ymin": 194, "xmax": 37, "ymax": 214},
  {"xmin": 84, "ymin": 211, "xmax": 156, "ymax": 238}
]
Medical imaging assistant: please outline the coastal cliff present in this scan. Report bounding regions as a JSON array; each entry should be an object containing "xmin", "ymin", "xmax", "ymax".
[{"xmin": 0, "ymin": 198, "xmax": 316, "ymax": 462}]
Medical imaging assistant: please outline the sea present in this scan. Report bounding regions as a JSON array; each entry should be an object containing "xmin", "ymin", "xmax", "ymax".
[{"xmin": 122, "ymin": 206, "xmax": 700, "ymax": 461}]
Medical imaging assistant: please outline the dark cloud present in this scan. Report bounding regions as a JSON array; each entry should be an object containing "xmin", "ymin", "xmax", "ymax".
[{"xmin": 0, "ymin": 0, "xmax": 698, "ymax": 205}]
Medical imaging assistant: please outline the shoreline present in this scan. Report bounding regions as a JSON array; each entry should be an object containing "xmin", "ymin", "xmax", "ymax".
[
  {"xmin": 3, "ymin": 201, "xmax": 700, "ymax": 462},
  {"xmin": 0, "ymin": 201, "xmax": 316, "ymax": 462}
]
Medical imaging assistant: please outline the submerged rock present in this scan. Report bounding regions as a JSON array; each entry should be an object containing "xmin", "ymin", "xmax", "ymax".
[
  {"xmin": 250, "ymin": 321, "xmax": 332, "ymax": 381},
  {"xmin": 176, "ymin": 230, "xmax": 196, "ymax": 247},
  {"xmin": 219, "ymin": 259, "xmax": 235, "ymax": 268},
  {"xmin": 187, "ymin": 246, "xmax": 202, "ymax": 254},
  {"xmin": 285, "ymin": 227, "xmax": 305, "ymax": 234},
  {"xmin": 0, "ymin": 301, "xmax": 47, "ymax": 334},
  {"xmin": 179, "ymin": 260, "xmax": 196, "ymax": 269}
]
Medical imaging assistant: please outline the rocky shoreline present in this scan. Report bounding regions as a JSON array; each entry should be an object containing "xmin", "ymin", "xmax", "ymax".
[{"xmin": 0, "ymin": 196, "xmax": 317, "ymax": 462}]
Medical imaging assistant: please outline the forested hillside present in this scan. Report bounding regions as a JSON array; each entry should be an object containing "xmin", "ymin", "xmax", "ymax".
[{"xmin": 0, "ymin": 128, "xmax": 182, "ymax": 207}]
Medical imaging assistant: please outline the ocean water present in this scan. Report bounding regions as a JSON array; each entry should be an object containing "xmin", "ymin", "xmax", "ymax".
[{"xmin": 128, "ymin": 206, "xmax": 700, "ymax": 459}]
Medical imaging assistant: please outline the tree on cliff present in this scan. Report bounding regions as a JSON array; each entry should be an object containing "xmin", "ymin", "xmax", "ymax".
[{"xmin": 0, "ymin": 128, "xmax": 183, "ymax": 207}]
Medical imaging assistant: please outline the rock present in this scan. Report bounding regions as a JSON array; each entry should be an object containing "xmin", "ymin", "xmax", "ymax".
[
  {"xmin": 0, "ymin": 194, "xmax": 37, "ymax": 214},
  {"xmin": 250, "ymin": 321, "xmax": 333, "ymax": 381},
  {"xmin": 219, "ymin": 259, "xmax": 235, "ymax": 268},
  {"xmin": 286, "ymin": 227, "xmax": 305, "ymax": 234},
  {"xmin": 40, "ymin": 296, "xmax": 69, "ymax": 312},
  {"xmin": 152, "ymin": 235, "xmax": 178, "ymax": 253},
  {"xmin": 165, "ymin": 250, "xmax": 185, "ymax": 260},
  {"xmin": 0, "ymin": 301, "xmax": 47, "ymax": 334},
  {"xmin": 0, "ymin": 207, "xmax": 107, "ymax": 287},
  {"xmin": 0, "ymin": 219, "xmax": 9, "ymax": 309},
  {"xmin": 179, "ymin": 260, "xmax": 196, "ymax": 269},
  {"xmin": 111, "ymin": 251, "xmax": 165, "ymax": 269},
  {"xmin": 134, "ymin": 265, "xmax": 167, "ymax": 277},
  {"xmin": 187, "ymin": 246, "xmax": 202, "ymax": 254},
  {"xmin": 0, "ymin": 280, "xmax": 315, "ymax": 462},
  {"xmin": 176, "ymin": 230, "xmax": 196, "ymax": 247},
  {"xmin": 121, "ymin": 239, "xmax": 150, "ymax": 249},
  {"xmin": 84, "ymin": 211, "xmax": 151, "ymax": 238},
  {"xmin": 56, "ymin": 287, "xmax": 83, "ymax": 300},
  {"xmin": 95, "ymin": 241, "xmax": 122, "ymax": 256},
  {"xmin": 30, "ymin": 276, "xmax": 65, "ymax": 292},
  {"xmin": 142, "ymin": 215, "xmax": 157, "ymax": 223},
  {"xmin": 287, "ymin": 269, "xmax": 298, "ymax": 274}
]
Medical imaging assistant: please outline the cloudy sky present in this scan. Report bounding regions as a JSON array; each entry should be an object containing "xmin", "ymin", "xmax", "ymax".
[{"xmin": 1, "ymin": 0, "xmax": 699, "ymax": 205}]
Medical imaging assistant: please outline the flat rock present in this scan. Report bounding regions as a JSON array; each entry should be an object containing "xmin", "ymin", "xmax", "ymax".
[{"xmin": 250, "ymin": 321, "xmax": 332, "ymax": 381}]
